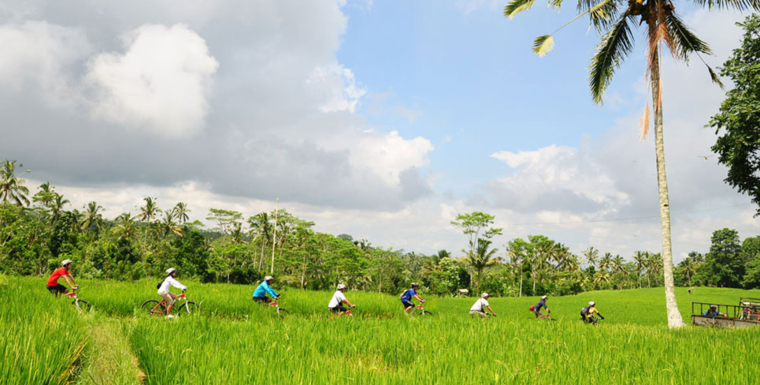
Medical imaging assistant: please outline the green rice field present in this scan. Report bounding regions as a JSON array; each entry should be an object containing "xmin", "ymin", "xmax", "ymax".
[{"xmin": 3, "ymin": 276, "xmax": 760, "ymax": 384}]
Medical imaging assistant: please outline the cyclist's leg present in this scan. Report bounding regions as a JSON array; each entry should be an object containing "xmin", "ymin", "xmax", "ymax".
[
  {"xmin": 158, "ymin": 291, "xmax": 174, "ymax": 314},
  {"xmin": 403, "ymin": 301, "xmax": 414, "ymax": 314}
]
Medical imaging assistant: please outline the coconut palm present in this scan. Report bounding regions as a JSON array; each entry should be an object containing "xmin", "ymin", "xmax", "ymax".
[
  {"xmin": 32, "ymin": 182, "xmax": 56, "ymax": 208},
  {"xmin": 583, "ymin": 247, "xmax": 599, "ymax": 269},
  {"xmin": 49, "ymin": 193, "xmax": 70, "ymax": 223},
  {"xmin": 157, "ymin": 211, "xmax": 183, "ymax": 238},
  {"xmin": 248, "ymin": 212, "xmax": 272, "ymax": 270},
  {"xmin": 632, "ymin": 250, "xmax": 648, "ymax": 288},
  {"xmin": 80, "ymin": 201, "xmax": 104, "ymax": 232},
  {"xmin": 113, "ymin": 213, "xmax": 138, "ymax": 240},
  {"xmin": 465, "ymin": 238, "xmax": 500, "ymax": 293},
  {"xmin": 138, "ymin": 197, "xmax": 162, "ymax": 222},
  {"xmin": 173, "ymin": 202, "xmax": 190, "ymax": 224},
  {"xmin": 0, "ymin": 160, "xmax": 30, "ymax": 206},
  {"xmin": 503, "ymin": 0, "xmax": 758, "ymax": 327}
]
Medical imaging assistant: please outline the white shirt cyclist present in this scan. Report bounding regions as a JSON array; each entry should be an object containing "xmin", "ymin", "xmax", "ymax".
[
  {"xmin": 158, "ymin": 276, "xmax": 187, "ymax": 294},
  {"xmin": 470, "ymin": 298, "xmax": 489, "ymax": 312},
  {"xmin": 328, "ymin": 290, "xmax": 347, "ymax": 308}
]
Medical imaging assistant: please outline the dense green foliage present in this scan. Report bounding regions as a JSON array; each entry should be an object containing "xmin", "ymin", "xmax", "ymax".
[
  {"xmin": 2, "ymin": 160, "xmax": 760, "ymax": 296},
  {"xmin": 710, "ymin": 14, "xmax": 760, "ymax": 216},
  {"xmin": 4, "ymin": 276, "xmax": 760, "ymax": 384}
]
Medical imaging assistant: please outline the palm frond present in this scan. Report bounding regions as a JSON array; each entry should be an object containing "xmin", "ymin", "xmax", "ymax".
[
  {"xmin": 577, "ymin": 0, "xmax": 622, "ymax": 32},
  {"xmin": 505, "ymin": 0, "xmax": 537, "ymax": 18},
  {"xmin": 533, "ymin": 35, "xmax": 555, "ymax": 57},
  {"xmin": 664, "ymin": 12, "xmax": 712, "ymax": 59},
  {"xmin": 638, "ymin": 103, "xmax": 650, "ymax": 141},
  {"xmin": 589, "ymin": 15, "xmax": 633, "ymax": 103},
  {"xmin": 707, "ymin": 64, "xmax": 725, "ymax": 89},
  {"xmin": 691, "ymin": 0, "xmax": 760, "ymax": 11},
  {"xmin": 550, "ymin": 0, "xmax": 563, "ymax": 10}
]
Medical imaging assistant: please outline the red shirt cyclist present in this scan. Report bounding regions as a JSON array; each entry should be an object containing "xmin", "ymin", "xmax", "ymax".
[{"xmin": 47, "ymin": 259, "xmax": 78, "ymax": 295}]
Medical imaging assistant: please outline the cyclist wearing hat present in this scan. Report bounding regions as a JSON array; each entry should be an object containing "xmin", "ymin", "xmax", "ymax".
[
  {"xmin": 46, "ymin": 259, "xmax": 78, "ymax": 296},
  {"xmin": 534, "ymin": 295, "xmax": 550, "ymax": 319},
  {"xmin": 328, "ymin": 284, "xmax": 356, "ymax": 316},
  {"xmin": 157, "ymin": 268, "xmax": 187, "ymax": 319},
  {"xmin": 401, "ymin": 282, "xmax": 425, "ymax": 315},
  {"xmin": 581, "ymin": 301, "xmax": 604, "ymax": 325},
  {"xmin": 253, "ymin": 276, "xmax": 279, "ymax": 304},
  {"xmin": 470, "ymin": 292, "xmax": 497, "ymax": 318}
]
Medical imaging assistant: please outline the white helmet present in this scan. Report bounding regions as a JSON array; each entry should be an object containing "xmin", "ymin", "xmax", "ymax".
[
  {"xmin": 264, "ymin": 276, "xmax": 274, "ymax": 281},
  {"xmin": 541, "ymin": 295, "xmax": 548, "ymax": 300},
  {"xmin": 166, "ymin": 268, "xmax": 177, "ymax": 275},
  {"xmin": 61, "ymin": 259, "xmax": 73, "ymax": 266},
  {"xmin": 337, "ymin": 284, "xmax": 347, "ymax": 290},
  {"xmin": 589, "ymin": 301, "xmax": 596, "ymax": 306},
  {"xmin": 481, "ymin": 292, "xmax": 489, "ymax": 298}
]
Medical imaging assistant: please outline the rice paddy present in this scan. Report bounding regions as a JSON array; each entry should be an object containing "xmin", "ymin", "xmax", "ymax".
[{"xmin": 3, "ymin": 276, "xmax": 759, "ymax": 384}]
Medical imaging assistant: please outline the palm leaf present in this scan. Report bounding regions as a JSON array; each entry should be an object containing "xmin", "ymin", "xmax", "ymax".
[
  {"xmin": 550, "ymin": 0, "xmax": 564, "ymax": 10},
  {"xmin": 589, "ymin": 15, "xmax": 633, "ymax": 103},
  {"xmin": 638, "ymin": 103, "xmax": 650, "ymax": 141},
  {"xmin": 707, "ymin": 64, "xmax": 725, "ymax": 89},
  {"xmin": 664, "ymin": 13, "xmax": 712, "ymax": 58},
  {"xmin": 578, "ymin": 0, "xmax": 622, "ymax": 32},
  {"xmin": 533, "ymin": 35, "xmax": 555, "ymax": 57},
  {"xmin": 505, "ymin": 0, "xmax": 537, "ymax": 18},
  {"xmin": 690, "ymin": 0, "xmax": 760, "ymax": 11}
]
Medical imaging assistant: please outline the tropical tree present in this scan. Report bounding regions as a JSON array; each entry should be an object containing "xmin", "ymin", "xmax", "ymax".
[
  {"xmin": 173, "ymin": 202, "xmax": 191, "ymax": 224},
  {"xmin": 32, "ymin": 182, "xmax": 56, "ymax": 208},
  {"xmin": 157, "ymin": 211, "xmax": 183, "ymax": 238},
  {"xmin": 248, "ymin": 212, "xmax": 272, "ymax": 270},
  {"xmin": 633, "ymin": 251, "xmax": 648, "ymax": 288},
  {"xmin": 583, "ymin": 247, "xmax": 599, "ymax": 269},
  {"xmin": 138, "ymin": 197, "xmax": 162, "ymax": 222},
  {"xmin": 80, "ymin": 201, "xmax": 104, "ymax": 232},
  {"xmin": 465, "ymin": 238, "xmax": 499, "ymax": 293},
  {"xmin": 0, "ymin": 160, "xmax": 30, "ymax": 206},
  {"xmin": 503, "ymin": 0, "xmax": 756, "ymax": 327},
  {"xmin": 49, "ymin": 194, "xmax": 70, "ymax": 224},
  {"xmin": 113, "ymin": 213, "xmax": 138, "ymax": 240}
]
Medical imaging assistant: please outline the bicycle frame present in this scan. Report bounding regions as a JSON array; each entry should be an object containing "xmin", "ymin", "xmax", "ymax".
[
  {"xmin": 410, "ymin": 304, "xmax": 430, "ymax": 315},
  {"xmin": 150, "ymin": 293, "xmax": 188, "ymax": 315},
  {"xmin": 63, "ymin": 289, "xmax": 88, "ymax": 312}
]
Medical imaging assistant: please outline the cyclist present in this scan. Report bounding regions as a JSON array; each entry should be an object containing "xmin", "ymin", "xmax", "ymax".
[
  {"xmin": 470, "ymin": 292, "xmax": 497, "ymax": 318},
  {"xmin": 401, "ymin": 282, "xmax": 425, "ymax": 315},
  {"xmin": 581, "ymin": 301, "xmax": 605, "ymax": 325},
  {"xmin": 533, "ymin": 295, "xmax": 550, "ymax": 319},
  {"xmin": 47, "ymin": 259, "xmax": 78, "ymax": 296},
  {"xmin": 157, "ymin": 268, "xmax": 187, "ymax": 319},
  {"xmin": 253, "ymin": 276, "xmax": 279, "ymax": 304},
  {"xmin": 328, "ymin": 284, "xmax": 355, "ymax": 316},
  {"xmin": 703, "ymin": 304, "xmax": 727, "ymax": 318}
]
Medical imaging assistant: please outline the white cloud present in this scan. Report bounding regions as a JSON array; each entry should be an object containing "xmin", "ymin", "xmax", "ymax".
[
  {"xmin": 0, "ymin": 21, "xmax": 89, "ymax": 108},
  {"xmin": 86, "ymin": 24, "xmax": 219, "ymax": 138},
  {"xmin": 310, "ymin": 64, "xmax": 366, "ymax": 113},
  {"xmin": 347, "ymin": 130, "xmax": 434, "ymax": 185}
]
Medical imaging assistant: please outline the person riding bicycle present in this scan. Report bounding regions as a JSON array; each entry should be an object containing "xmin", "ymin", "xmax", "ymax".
[
  {"xmin": 703, "ymin": 304, "xmax": 726, "ymax": 318},
  {"xmin": 157, "ymin": 268, "xmax": 187, "ymax": 319},
  {"xmin": 401, "ymin": 282, "xmax": 425, "ymax": 315},
  {"xmin": 328, "ymin": 284, "xmax": 356, "ymax": 316},
  {"xmin": 581, "ymin": 301, "xmax": 604, "ymax": 325},
  {"xmin": 470, "ymin": 292, "xmax": 497, "ymax": 318},
  {"xmin": 533, "ymin": 295, "xmax": 550, "ymax": 319},
  {"xmin": 253, "ymin": 276, "xmax": 279, "ymax": 304},
  {"xmin": 46, "ymin": 259, "xmax": 78, "ymax": 296}
]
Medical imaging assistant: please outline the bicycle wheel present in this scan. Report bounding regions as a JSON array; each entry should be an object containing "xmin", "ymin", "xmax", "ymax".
[
  {"xmin": 178, "ymin": 301, "xmax": 200, "ymax": 315},
  {"xmin": 276, "ymin": 308, "xmax": 289, "ymax": 317},
  {"xmin": 141, "ymin": 299, "xmax": 165, "ymax": 315},
  {"xmin": 421, "ymin": 310, "xmax": 434, "ymax": 316},
  {"xmin": 73, "ymin": 300, "xmax": 91, "ymax": 312}
]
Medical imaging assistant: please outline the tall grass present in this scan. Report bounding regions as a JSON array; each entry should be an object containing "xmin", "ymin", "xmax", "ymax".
[{"xmin": 0, "ymin": 279, "xmax": 87, "ymax": 384}]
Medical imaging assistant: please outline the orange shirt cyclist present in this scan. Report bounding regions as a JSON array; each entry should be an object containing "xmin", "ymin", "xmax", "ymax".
[{"xmin": 47, "ymin": 259, "xmax": 78, "ymax": 295}]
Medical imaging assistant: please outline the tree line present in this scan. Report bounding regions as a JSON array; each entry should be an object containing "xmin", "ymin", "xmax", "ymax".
[{"xmin": 1, "ymin": 159, "xmax": 759, "ymax": 295}]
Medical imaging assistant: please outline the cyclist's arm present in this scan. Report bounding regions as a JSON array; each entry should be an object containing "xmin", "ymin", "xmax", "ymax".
[
  {"xmin": 487, "ymin": 305, "xmax": 496, "ymax": 316},
  {"xmin": 342, "ymin": 299, "xmax": 355, "ymax": 307},
  {"xmin": 413, "ymin": 294, "xmax": 423, "ymax": 301},
  {"xmin": 171, "ymin": 279, "xmax": 187, "ymax": 291},
  {"xmin": 63, "ymin": 275, "xmax": 77, "ymax": 289},
  {"xmin": 266, "ymin": 286, "xmax": 279, "ymax": 298}
]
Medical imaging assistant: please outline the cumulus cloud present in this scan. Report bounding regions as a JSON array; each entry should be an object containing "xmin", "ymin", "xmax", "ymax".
[
  {"xmin": 86, "ymin": 24, "xmax": 219, "ymax": 137},
  {"xmin": 309, "ymin": 64, "xmax": 366, "ymax": 113}
]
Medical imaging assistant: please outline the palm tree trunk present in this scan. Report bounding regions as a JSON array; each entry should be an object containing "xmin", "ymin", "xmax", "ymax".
[
  {"xmin": 651, "ymin": 49, "xmax": 686, "ymax": 328},
  {"xmin": 519, "ymin": 267, "xmax": 523, "ymax": 298}
]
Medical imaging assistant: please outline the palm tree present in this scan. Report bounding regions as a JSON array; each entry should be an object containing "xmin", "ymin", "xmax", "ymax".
[
  {"xmin": 113, "ymin": 213, "xmax": 138, "ymax": 240},
  {"xmin": 648, "ymin": 253, "xmax": 664, "ymax": 287},
  {"xmin": 633, "ymin": 251, "xmax": 648, "ymax": 288},
  {"xmin": 612, "ymin": 255, "xmax": 625, "ymax": 274},
  {"xmin": 248, "ymin": 212, "xmax": 272, "ymax": 270},
  {"xmin": 32, "ymin": 182, "xmax": 56, "ymax": 208},
  {"xmin": 173, "ymin": 202, "xmax": 190, "ymax": 224},
  {"xmin": 583, "ymin": 247, "xmax": 599, "ymax": 269},
  {"xmin": 80, "ymin": 201, "xmax": 104, "ymax": 232},
  {"xmin": 157, "ymin": 211, "xmax": 183, "ymax": 237},
  {"xmin": 0, "ymin": 160, "xmax": 30, "ymax": 206},
  {"xmin": 599, "ymin": 252, "xmax": 613, "ymax": 273},
  {"xmin": 465, "ymin": 238, "xmax": 499, "ymax": 294},
  {"xmin": 503, "ymin": 0, "xmax": 753, "ymax": 327},
  {"xmin": 50, "ymin": 193, "xmax": 70, "ymax": 223},
  {"xmin": 138, "ymin": 197, "xmax": 162, "ymax": 222}
]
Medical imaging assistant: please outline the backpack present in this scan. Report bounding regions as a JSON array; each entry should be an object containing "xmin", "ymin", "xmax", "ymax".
[
  {"xmin": 529, "ymin": 305, "xmax": 535, "ymax": 312},
  {"xmin": 157, "ymin": 277, "xmax": 168, "ymax": 290},
  {"xmin": 580, "ymin": 306, "xmax": 589, "ymax": 320},
  {"xmin": 399, "ymin": 289, "xmax": 409, "ymax": 300}
]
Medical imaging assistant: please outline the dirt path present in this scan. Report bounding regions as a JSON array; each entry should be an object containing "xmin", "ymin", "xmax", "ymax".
[{"xmin": 75, "ymin": 316, "xmax": 145, "ymax": 385}]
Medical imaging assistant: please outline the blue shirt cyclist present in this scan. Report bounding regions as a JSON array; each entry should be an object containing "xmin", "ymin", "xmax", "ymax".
[
  {"xmin": 253, "ymin": 276, "xmax": 280, "ymax": 304},
  {"xmin": 401, "ymin": 283, "xmax": 425, "ymax": 314}
]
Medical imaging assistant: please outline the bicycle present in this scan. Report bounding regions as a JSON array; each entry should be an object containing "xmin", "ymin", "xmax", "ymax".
[
  {"xmin": 408, "ymin": 303, "xmax": 434, "ymax": 316},
  {"xmin": 141, "ymin": 291, "xmax": 199, "ymax": 316},
  {"xmin": 267, "ymin": 299, "xmax": 289, "ymax": 316},
  {"xmin": 63, "ymin": 288, "xmax": 91, "ymax": 313}
]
